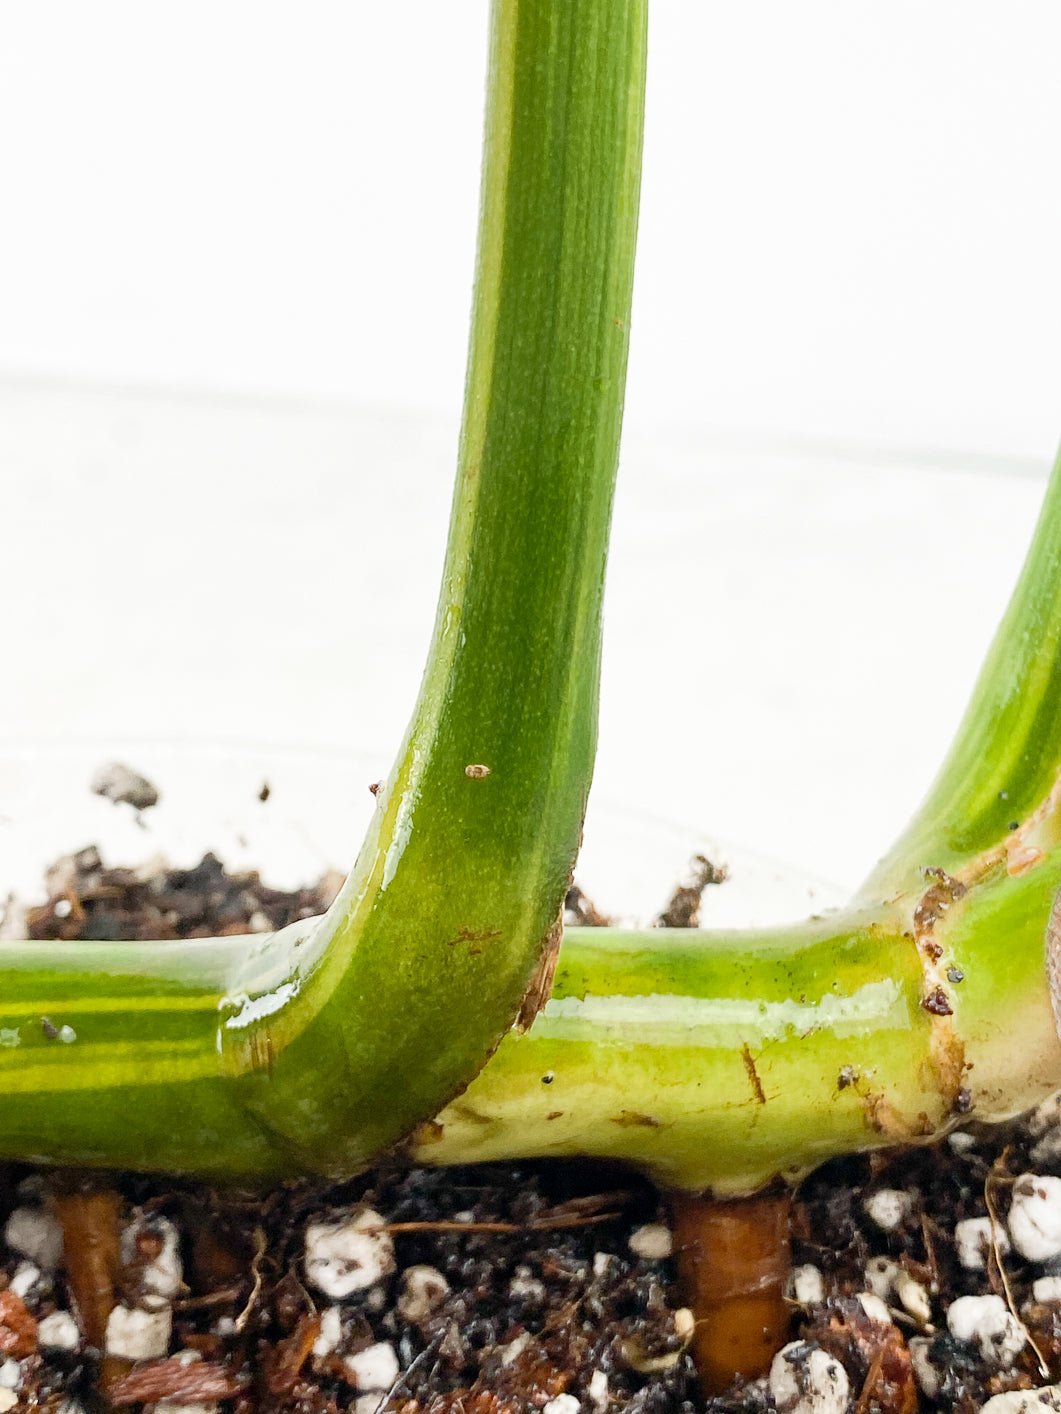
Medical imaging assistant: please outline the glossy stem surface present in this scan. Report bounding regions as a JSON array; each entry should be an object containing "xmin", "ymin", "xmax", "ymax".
[
  {"xmin": 0, "ymin": 815, "xmax": 1058, "ymax": 1181},
  {"xmin": 417, "ymin": 834, "xmax": 1061, "ymax": 1193},
  {"xmin": 0, "ymin": 0, "xmax": 646, "ymax": 1175}
]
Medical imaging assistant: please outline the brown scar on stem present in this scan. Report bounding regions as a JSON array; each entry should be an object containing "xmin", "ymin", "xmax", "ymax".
[
  {"xmin": 610, "ymin": 1111, "xmax": 664, "ymax": 1128},
  {"xmin": 859, "ymin": 1089, "xmax": 923, "ymax": 1141},
  {"xmin": 740, "ymin": 1042, "xmax": 767, "ymax": 1105},
  {"xmin": 951, "ymin": 768, "xmax": 1061, "ymax": 889},
  {"xmin": 447, "ymin": 1102, "xmax": 495, "ymax": 1127},
  {"xmin": 249, "ymin": 1032, "xmax": 276, "ymax": 1075},
  {"xmin": 409, "ymin": 1118, "xmax": 445, "ymax": 1146},
  {"xmin": 912, "ymin": 767, "xmax": 1061, "ymax": 1095},
  {"xmin": 516, "ymin": 899, "xmax": 564, "ymax": 1032},
  {"xmin": 908, "ymin": 868, "xmax": 968, "ymax": 1111}
]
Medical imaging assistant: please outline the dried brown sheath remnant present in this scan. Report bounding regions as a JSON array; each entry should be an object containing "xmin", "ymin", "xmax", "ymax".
[{"xmin": 671, "ymin": 1190, "xmax": 791, "ymax": 1394}]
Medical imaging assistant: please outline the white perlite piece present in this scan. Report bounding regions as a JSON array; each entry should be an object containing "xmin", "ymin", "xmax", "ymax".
[
  {"xmin": 856, "ymin": 1293, "xmax": 892, "ymax": 1327},
  {"xmin": 894, "ymin": 1270, "xmax": 932, "ymax": 1325},
  {"xmin": 1008, "ymin": 1174, "xmax": 1061, "ymax": 1261},
  {"xmin": 948, "ymin": 1131, "xmax": 978, "ymax": 1154},
  {"xmin": 788, "ymin": 1264, "xmax": 824, "ymax": 1306},
  {"xmin": 4, "ymin": 1206, "xmax": 64, "ymax": 1271},
  {"xmin": 353, "ymin": 1398, "xmax": 387, "ymax": 1414},
  {"xmin": 908, "ymin": 1337, "xmax": 939, "ymax": 1399},
  {"xmin": 37, "ymin": 1310, "xmax": 80, "ymax": 1352},
  {"xmin": 0, "ymin": 1362, "xmax": 18, "ymax": 1391},
  {"xmin": 587, "ymin": 1370, "xmax": 609, "ymax": 1411},
  {"xmin": 979, "ymin": 1387, "xmax": 1061, "ymax": 1414},
  {"xmin": 1034, "ymin": 1277, "xmax": 1061, "ymax": 1304},
  {"xmin": 500, "ymin": 1332, "xmax": 533, "ymax": 1367},
  {"xmin": 397, "ymin": 1266, "xmax": 450, "ymax": 1323},
  {"xmin": 304, "ymin": 1209, "xmax": 395, "ymax": 1298},
  {"xmin": 946, "ymin": 1294, "xmax": 1027, "ymax": 1366},
  {"xmin": 509, "ymin": 1266, "xmax": 546, "ymax": 1302},
  {"xmin": 1029, "ymin": 1091, "xmax": 1061, "ymax": 1136},
  {"xmin": 863, "ymin": 1188, "xmax": 912, "ymax": 1232},
  {"xmin": 628, "ymin": 1224, "xmax": 673, "ymax": 1260},
  {"xmin": 543, "ymin": 1397, "xmax": 580, "ymax": 1414},
  {"xmin": 1031, "ymin": 1130, "xmax": 1061, "ymax": 1168},
  {"xmin": 104, "ymin": 1304, "xmax": 173, "ymax": 1361},
  {"xmin": 312, "ymin": 1306, "xmax": 343, "ymax": 1358},
  {"xmin": 1030, "ymin": 1094, "xmax": 1061, "ymax": 1166},
  {"xmin": 343, "ymin": 1341, "xmax": 400, "ymax": 1392},
  {"xmin": 122, "ymin": 1213, "xmax": 183, "ymax": 1301},
  {"xmin": 955, "ymin": 1216, "xmax": 1010, "ymax": 1271},
  {"xmin": 9, "ymin": 1262, "xmax": 42, "ymax": 1299},
  {"xmin": 769, "ymin": 1342, "xmax": 849, "ymax": 1414},
  {"xmin": 863, "ymin": 1256, "xmax": 898, "ymax": 1301},
  {"xmin": 0, "ymin": 1389, "xmax": 16, "ymax": 1413}
]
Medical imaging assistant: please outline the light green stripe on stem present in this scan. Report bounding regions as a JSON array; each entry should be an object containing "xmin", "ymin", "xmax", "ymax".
[{"xmin": 419, "ymin": 845, "xmax": 1061, "ymax": 1193}]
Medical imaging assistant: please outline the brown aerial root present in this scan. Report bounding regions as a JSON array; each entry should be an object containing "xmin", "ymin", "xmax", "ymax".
[
  {"xmin": 670, "ymin": 1187, "xmax": 792, "ymax": 1396},
  {"xmin": 50, "ymin": 1176, "xmax": 124, "ymax": 1395}
]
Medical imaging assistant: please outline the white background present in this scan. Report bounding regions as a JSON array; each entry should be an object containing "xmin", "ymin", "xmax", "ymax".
[{"xmin": 1, "ymin": 4, "xmax": 1059, "ymax": 901}]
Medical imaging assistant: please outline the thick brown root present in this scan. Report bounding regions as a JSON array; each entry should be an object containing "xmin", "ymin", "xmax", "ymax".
[{"xmin": 671, "ymin": 1189, "xmax": 792, "ymax": 1395}]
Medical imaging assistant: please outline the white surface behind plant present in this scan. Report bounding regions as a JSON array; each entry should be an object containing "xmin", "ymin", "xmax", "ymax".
[
  {"xmin": 0, "ymin": 3, "xmax": 1058, "ymax": 463},
  {"xmin": 0, "ymin": 4, "xmax": 1056, "ymax": 906},
  {"xmin": 0, "ymin": 383, "xmax": 1046, "ymax": 897}
]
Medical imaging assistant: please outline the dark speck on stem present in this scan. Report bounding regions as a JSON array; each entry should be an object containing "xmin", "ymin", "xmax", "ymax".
[{"xmin": 921, "ymin": 987, "xmax": 953, "ymax": 1016}]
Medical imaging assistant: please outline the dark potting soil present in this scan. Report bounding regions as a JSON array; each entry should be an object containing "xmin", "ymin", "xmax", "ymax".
[{"xmin": 2, "ymin": 785, "xmax": 1061, "ymax": 1414}]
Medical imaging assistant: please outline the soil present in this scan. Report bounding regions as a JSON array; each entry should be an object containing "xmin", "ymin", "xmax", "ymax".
[{"xmin": 2, "ymin": 784, "xmax": 1061, "ymax": 1414}]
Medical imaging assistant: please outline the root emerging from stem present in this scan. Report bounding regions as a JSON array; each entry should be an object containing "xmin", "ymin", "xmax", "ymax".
[{"xmin": 671, "ymin": 1189, "xmax": 792, "ymax": 1395}]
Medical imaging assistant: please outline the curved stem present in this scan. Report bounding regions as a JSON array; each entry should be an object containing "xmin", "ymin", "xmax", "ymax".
[
  {"xmin": 226, "ymin": 0, "xmax": 646, "ymax": 1170},
  {"xmin": 0, "ymin": 0, "xmax": 646, "ymax": 1175},
  {"xmin": 862, "ymin": 447, "xmax": 1061, "ymax": 899}
]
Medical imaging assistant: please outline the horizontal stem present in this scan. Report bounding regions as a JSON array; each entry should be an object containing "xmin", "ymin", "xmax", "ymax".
[
  {"xmin": 416, "ymin": 846, "xmax": 1061, "ymax": 1193},
  {"xmin": 0, "ymin": 821, "xmax": 1057, "ymax": 1185}
]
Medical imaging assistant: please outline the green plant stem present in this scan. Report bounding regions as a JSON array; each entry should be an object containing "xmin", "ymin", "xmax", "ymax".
[
  {"xmin": 863, "ymin": 445, "xmax": 1061, "ymax": 899},
  {"xmin": 416, "ymin": 838, "xmax": 1061, "ymax": 1193},
  {"xmin": 220, "ymin": 0, "xmax": 646, "ymax": 1170},
  {"xmin": 0, "ymin": 0, "xmax": 646, "ymax": 1176},
  {"xmin": 1, "ymin": 810, "xmax": 1059, "ymax": 1185},
  {"xmin": 2, "ymin": 6, "xmax": 1061, "ymax": 1197}
]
